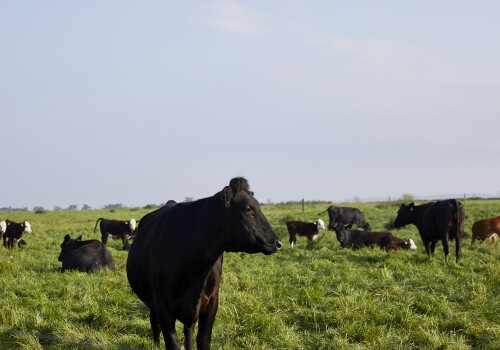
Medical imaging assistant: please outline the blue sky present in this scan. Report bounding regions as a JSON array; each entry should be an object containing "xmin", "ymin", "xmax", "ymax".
[{"xmin": 2, "ymin": 1, "xmax": 500, "ymax": 209}]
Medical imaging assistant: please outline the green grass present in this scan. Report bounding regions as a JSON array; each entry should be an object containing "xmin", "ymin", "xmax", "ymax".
[{"xmin": 0, "ymin": 200, "xmax": 499, "ymax": 349}]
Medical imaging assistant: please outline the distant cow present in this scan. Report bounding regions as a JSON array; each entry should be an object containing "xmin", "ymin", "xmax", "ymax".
[
  {"xmin": 94, "ymin": 217, "xmax": 136, "ymax": 249},
  {"xmin": 471, "ymin": 216, "xmax": 500, "ymax": 246},
  {"xmin": 319, "ymin": 205, "xmax": 371, "ymax": 231},
  {"xmin": 2, "ymin": 220, "xmax": 32, "ymax": 248},
  {"xmin": 393, "ymin": 200, "xmax": 464, "ymax": 263},
  {"xmin": 58, "ymin": 234, "xmax": 115, "ymax": 272},
  {"xmin": 286, "ymin": 219, "xmax": 325, "ymax": 247},
  {"xmin": 0, "ymin": 220, "xmax": 6, "ymax": 241},
  {"xmin": 126, "ymin": 177, "xmax": 282, "ymax": 350},
  {"xmin": 334, "ymin": 224, "xmax": 399, "ymax": 250}
]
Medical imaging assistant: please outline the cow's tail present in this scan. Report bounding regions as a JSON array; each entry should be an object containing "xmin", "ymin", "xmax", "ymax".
[
  {"xmin": 317, "ymin": 208, "xmax": 329, "ymax": 216},
  {"xmin": 94, "ymin": 218, "xmax": 103, "ymax": 233}
]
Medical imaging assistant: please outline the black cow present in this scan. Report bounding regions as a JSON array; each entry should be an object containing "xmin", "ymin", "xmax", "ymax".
[
  {"xmin": 94, "ymin": 217, "xmax": 136, "ymax": 249},
  {"xmin": 126, "ymin": 177, "xmax": 282, "ymax": 350},
  {"xmin": 319, "ymin": 205, "xmax": 371, "ymax": 231},
  {"xmin": 334, "ymin": 224, "xmax": 395, "ymax": 250},
  {"xmin": 2, "ymin": 219, "xmax": 32, "ymax": 248},
  {"xmin": 58, "ymin": 234, "xmax": 115, "ymax": 272},
  {"xmin": 286, "ymin": 219, "xmax": 325, "ymax": 248},
  {"xmin": 393, "ymin": 199, "xmax": 464, "ymax": 263}
]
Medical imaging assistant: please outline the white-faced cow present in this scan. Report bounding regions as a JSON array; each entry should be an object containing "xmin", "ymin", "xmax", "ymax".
[
  {"xmin": 2, "ymin": 220, "xmax": 32, "ymax": 248},
  {"xmin": 58, "ymin": 234, "xmax": 115, "ymax": 272},
  {"xmin": 471, "ymin": 216, "xmax": 500, "ymax": 246},
  {"xmin": 126, "ymin": 177, "xmax": 282, "ymax": 350},
  {"xmin": 383, "ymin": 237, "xmax": 418, "ymax": 252},
  {"xmin": 94, "ymin": 217, "xmax": 136, "ymax": 250},
  {"xmin": 0, "ymin": 220, "xmax": 6, "ymax": 241},
  {"xmin": 393, "ymin": 199, "xmax": 464, "ymax": 263},
  {"xmin": 286, "ymin": 219, "xmax": 325, "ymax": 248},
  {"xmin": 318, "ymin": 205, "xmax": 371, "ymax": 231}
]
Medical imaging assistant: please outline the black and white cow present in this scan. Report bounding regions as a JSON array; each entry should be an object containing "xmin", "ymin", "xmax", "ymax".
[
  {"xmin": 94, "ymin": 217, "xmax": 136, "ymax": 249},
  {"xmin": 2, "ymin": 220, "xmax": 32, "ymax": 248}
]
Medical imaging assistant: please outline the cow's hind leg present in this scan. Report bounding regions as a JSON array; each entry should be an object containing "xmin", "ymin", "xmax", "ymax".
[{"xmin": 197, "ymin": 294, "xmax": 219, "ymax": 350}]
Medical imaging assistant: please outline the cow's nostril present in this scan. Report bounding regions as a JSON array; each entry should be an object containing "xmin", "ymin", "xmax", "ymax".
[{"xmin": 276, "ymin": 240, "xmax": 283, "ymax": 250}]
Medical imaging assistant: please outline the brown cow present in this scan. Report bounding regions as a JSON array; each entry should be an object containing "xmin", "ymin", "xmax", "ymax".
[{"xmin": 471, "ymin": 216, "xmax": 500, "ymax": 246}]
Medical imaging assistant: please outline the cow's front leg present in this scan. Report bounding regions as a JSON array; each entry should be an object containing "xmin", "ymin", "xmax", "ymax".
[
  {"xmin": 158, "ymin": 309, "xmax": 182, "ymax": 350},
  {"xmin": 197, "ymin": 294, "xmax": 219, "ymax": 350},
  {"xmin": 184, "ymin": 324, "xmax": 194, "ymax": 350}
]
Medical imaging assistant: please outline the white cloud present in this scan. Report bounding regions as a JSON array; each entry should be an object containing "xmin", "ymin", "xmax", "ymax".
[{"xmin": 198, "ymin": 1, "xmax": 267, "ymax": 36}]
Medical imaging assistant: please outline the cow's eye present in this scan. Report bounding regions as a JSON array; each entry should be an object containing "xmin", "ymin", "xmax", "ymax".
[{"xmin": 244, "ymin": 206, "xmax": 254, "ymax": 217}]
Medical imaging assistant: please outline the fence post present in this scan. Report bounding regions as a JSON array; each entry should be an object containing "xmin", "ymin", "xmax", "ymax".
[{"xmin": 302, "ymin": 198, "xmax": 305, "ymax": 213}]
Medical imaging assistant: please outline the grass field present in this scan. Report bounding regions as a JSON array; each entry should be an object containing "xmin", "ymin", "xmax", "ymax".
[{"xmin": 0, "ymin": 199, "xmax": 499, "ymax": 349}]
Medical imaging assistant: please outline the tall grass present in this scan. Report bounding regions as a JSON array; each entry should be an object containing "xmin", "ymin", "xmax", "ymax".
[{"xmin": 0, "ymin": 201, "xmax": 499, "ymax": 349}]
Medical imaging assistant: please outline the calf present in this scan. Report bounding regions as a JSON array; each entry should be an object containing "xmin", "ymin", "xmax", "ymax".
[
  {"xmin": 58, "ymin": 234, "xmax": 115, "ymax": 272},
  {"xmin": 393, "ymin": 199, "xmax": 464, "ymax": 263},
  {"xmin": 319, "ymin": 205, "xmax": 371, "ymax": 231},
  {"xmin": 286, "ymin": 219, "xmax": 325, "ymax": 248},
  {"xmin": 126, "ymin": 177, "xmax": 282, "ymax": 350},
  {"xmin": 471, "ymin": 216, "xmax": 500, "ymax": 246},
  {"xmin": 334, "ymin": 224, "xmax": 395, "ymax": 250},
  {"xmin": 94, "ymin": 217, "xmax": 136, "ymax": 249},
  {"xmin": 383, "ymin": 237, "xmax": 418, "ymax": 252},
  {"xmin": 2, "ymin": 220, "xmax": 32, "ymax": 248}
]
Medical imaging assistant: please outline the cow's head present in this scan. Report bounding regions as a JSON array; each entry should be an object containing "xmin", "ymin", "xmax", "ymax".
[
  {"xmin": 393, "ymin": 203, "xmax": 414, "ymax": 228},
  {"xmin": 58, "ymin": 234, "xmax": 82, "ymax": 262},
  {"xmin": 361, "ymin": 222, "xmax": 371, "ymax": 231},
  {"xmin": 334, "ymin": 223, "xmax": 346, "ymax": 244},
  {"xmin": 221, "ymin": 177, "xmax": 282, "ymax": 255},
  {"xmin": 316, "ymin": 219, "xmax": 325, "ymax": 231},
  {"xmin": 23, "ymin": 221, "xmax": 32, "ymax": 234},
  {"xmin": 400, "ymin": 238, "xmax": 418, "ymax": 250},
  {"xmin": 128, "ymin": 219, "xmax": 137, "ymax": 231}
]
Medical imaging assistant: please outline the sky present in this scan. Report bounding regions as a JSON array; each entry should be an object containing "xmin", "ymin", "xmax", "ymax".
[{"xmin": 1, "ymin": 1, "xmax": 500, "ymax": 210}]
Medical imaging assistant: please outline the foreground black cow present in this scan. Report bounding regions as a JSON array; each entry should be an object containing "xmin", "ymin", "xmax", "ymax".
[
  {"xmin": 94, "ymin": 217, "xmax": 136, "ymax": 249},
  {"xmin": 58, "ymin": 234, "xmax": 115, "ymax": 272},
  {"xmin": 319, "ymin": 205, "xmax": 371, "ymax": 231},
  {"xmin": 393, "ymin": 200, "xmax": 464, "ymax": 263},
  {"xmin": 2, "ymin": 220, "xmax": 32, "ymax": 248},
  {"xmin": 286, "ymin": 219, "xmax": 325, "ymax": 248},
  {"xmin": 334, "ymin": 224, "xmax": 407, "ymax": 250},
  {"xmin": 126, "ymin": 177, "xmax": 282, "ymax": 350}
]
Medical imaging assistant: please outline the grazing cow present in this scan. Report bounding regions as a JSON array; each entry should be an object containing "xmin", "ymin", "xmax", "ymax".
[
  {"xmin": 0, "ymin": 220, "xmax": 6, "ymax": 241},
  {"xmin": 58, "ymin": 234, "xmax": 115, "ymax": 272},
  {"xmin": 286, "ymin": 219, "xmax": 325, "ymax": 248},
  {"xmin": 334, "ymin": 224, "xmax": 396, "ymax": 250},
  {"xmin": 318, "ymin": 205, "xmax": 371, "ymax": 231},
  {"xmin": 383, "ymin": 237, "xmax": 418, "ymax": 252},
  {"xmin": 471, "ymin": 216, "xmax": 500, "ymax": 246},
  {"xmin": 94, "ymin": 217, "xmax": 136, "ymax": 249},
  {"xmin": 393, "ymin": 200, "xmax": 464, "ymax": 263},
  {"xmin": 126, "ymin": 177, "xmax": 282, "ymax": 350},
  {"xmin": 2, "ymin": 220, "xmax": 32, "ymax": 248}
]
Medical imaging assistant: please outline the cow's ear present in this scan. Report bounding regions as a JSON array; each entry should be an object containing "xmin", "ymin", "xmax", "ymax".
[
  {"xmin": 221, "ymin": 186, "xmax": 233, "ymax": 208},
  {"xmin": 63, "ymin": 234, "xmax": 71, "ymax": 243},
  {"xmin": 76, "ymin": 235, "xmax": 82, "ymax": 241}
]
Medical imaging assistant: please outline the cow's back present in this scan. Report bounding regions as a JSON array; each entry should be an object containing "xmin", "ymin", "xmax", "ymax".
[{"xmin": 62, "ymin": 241, "xmax": 115, "ymax": 272}]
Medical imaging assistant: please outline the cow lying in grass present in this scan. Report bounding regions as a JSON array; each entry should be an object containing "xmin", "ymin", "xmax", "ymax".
[
  {"xmin": 286, "ymin": 219, "xmax": 325, "ymax": 248},
  {"xmin": 58, "ymin": 234, "xmax": 115, "ymax": 273},
  {"xmin": 334, "ymin": 224, "xmax": 417, "ymax": 252}
]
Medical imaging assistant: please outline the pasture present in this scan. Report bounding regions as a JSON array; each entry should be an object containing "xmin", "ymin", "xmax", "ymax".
[{"xmin": 0, "ymin": 200, "xmax": 499, "ymax": 349}]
